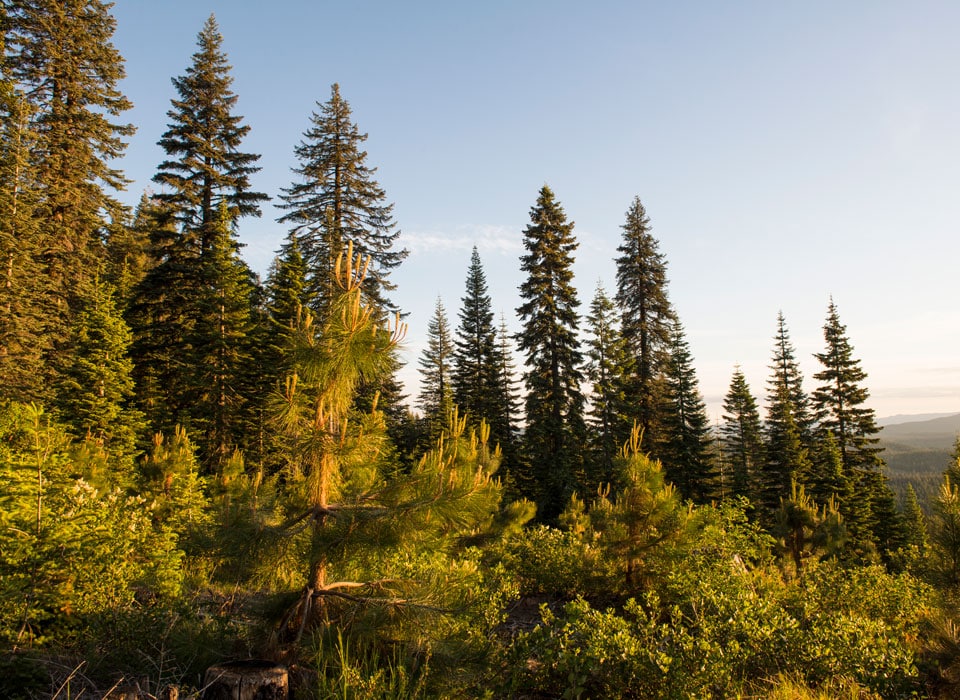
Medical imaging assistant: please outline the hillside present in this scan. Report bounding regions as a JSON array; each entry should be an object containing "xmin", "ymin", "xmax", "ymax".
[{"xmin": 880, "ymin": 413, "xmax": 960, "ymax": 506}]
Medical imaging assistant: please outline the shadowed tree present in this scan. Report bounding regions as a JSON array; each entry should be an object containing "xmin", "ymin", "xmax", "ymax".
[
  {"xmin": 584, "ymin": 283, "xmax": 632, "ymax": 486},
  {"xmin": 417, "ymin": 297, "xmax": 455, "ymax": 441},
  {"xmin": 720, "ymin": 367, "xmax": 765, "ymax": 502},
  {"xmin": 659, "ymin": 321, "xmax": 715, "ymax": 503},
  {"xmin": 614, "ymin": 196, "xmax": 675, "ymax": 456},
  {"xmin": 516, "ymin": 185, "xmax": 586, "ymax": 521}
]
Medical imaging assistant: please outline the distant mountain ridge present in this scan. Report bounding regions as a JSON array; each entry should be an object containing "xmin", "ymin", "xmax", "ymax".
[
  {"xmin": 878, "ymin": 413, "xmax": 960, "ymax": 507},
  {"xmin": 878, "ymin": 412, "xmax": 960, "ymax": 427}
]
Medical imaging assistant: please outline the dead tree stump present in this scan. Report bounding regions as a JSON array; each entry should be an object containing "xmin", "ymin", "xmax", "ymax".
[{"xmin": 201, "ymin": 660, "xmax": 288, "ymax": 700}]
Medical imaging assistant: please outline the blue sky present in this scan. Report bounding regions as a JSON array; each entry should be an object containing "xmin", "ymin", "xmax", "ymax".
[{"xmin": 109, "ymin": 1, "xmax": 960, "ymax": 421}]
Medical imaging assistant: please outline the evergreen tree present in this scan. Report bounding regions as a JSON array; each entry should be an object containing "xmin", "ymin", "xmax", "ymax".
[
  {"xmin": 4, "ymin": 0, "xmax": 133, "ymax": 315},
  {"xmin": 0, "ymin": 80, "xmax": 48, "ymax": 402},
  {"xmin": 584, "ymin": 283, "xmax": 631, "ymax": 486},
  {"xmin": 659, "ymin": 321, "xmax": 715, "ymax": 503},
  {"xmin": 811, "ymin": 300, "xmax": 884, "ymax": 473},
  {"xmin": 767, "ymin": 312, "xmax": 815, "ymax": 442},
  {"xmin": 190, "ymin": 204, "xmax": 258, "ymax": 466},
  {"xmin": 104, "ymin": 192, "xmax": 159, "ymax": 308},
  {"xmin": 417, "ymin": 297, "xmax": 454, "ymax": 439},
  {"xmin": 761, "ymin": 380, "xmax": 813, "ymax": 523},
  {"xmin": 614, "ymin": 196, "xmax": 675, "ymax": 455},
  {"xmin": 131, "ymin": 16, "xmax": 265, "ymax": 456},
  {"xmin": 152, "ymin": 14, "xmax": 267, "ymax": 251},
  {"xmin": 516, "ymin": 185, "xmax": 586, "ymax": 521},
  {"xmin": 491, "ymin": 312, "xmax": 522, "ymax": 480},
  {"xmin": 451, "ymin": 247, "xmax": 501, "ymax": 430},
  {"xmin": 811, "ymin": 300, "xmax": 902, "ymax": 558},
  {"xmin": 901, "ymin": 483, "xmax": 927, "ymax": 552},
  {"xmin": 719, "ymin": 367, "xmax": 765, "ymax": 502},
  {"xmin": 278, "ymin": 83, "xmax": 406, "ymax": 315},
  {"xmin": 54, "ymin": 278, "xmax": 143, "ymax": 458}
]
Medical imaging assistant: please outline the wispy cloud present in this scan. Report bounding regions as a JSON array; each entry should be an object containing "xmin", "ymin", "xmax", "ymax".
[{"xmin": 401, "ymin": 225, "xmax": 522, "ymax": 255}]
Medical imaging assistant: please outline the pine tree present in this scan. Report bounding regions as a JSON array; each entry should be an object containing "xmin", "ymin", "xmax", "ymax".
[
  {"xmin": 584, "ymin": 283, "xmax": 631, "ymax": 486},
  {"xmin": 614, "ymin": 196, "xmax": 675, "ymax": 455},
  {"xmin": 659, "ymin": 321, "xmax": 715, "ymax": 503},
  {"xmin": 152, "ymin": 14, "xmax": 267, "ymax": 251},
  {"xmin": 104, "ymin": 192, "xmax": 159, "ymax": 308},
  {"xmin": 0, "ymin": 80, "xmax": 48, "ymax": 402},
  {"xmin": 810, "ymin": 300, "xmax": 903, "ymax": 558},
  {"xmin": 54, "ymin": 278, "xmax": 143, "ymax": 458},
  {"xmin": 767, "ymin": 312, "xmax": 814, "ymax": 442},
  {"xmin": 278, "ymin": 83, "xmax": 406, "ymax": 315},
  {"xmin": 451, "ymin": 247, "xmax": 500, "ymax": 430},
  {"xmin": 417, "ymin": 297, "xmax": 454, "ymax": 439},
  {"xmin": 132, "ymin": 16, "xmax": 266, "ymax": 454},
  {"xmin": 761, "ymin": 380, "xmax": 812, "ymax": 522},
  {"xmin": 720, "ymin": 367, "xmax": 765, "ymax": 502},
  {"xmin": 811, "ymin": 300, "xmax": 884, "ymax": 473},
  {"xmin": 516, "ymin": 185, "xmax": 586, "ymax": 521},
  {"xmin": 190, "ymin": 203, "xmax": 258, "ymax": 466},
  {"xmin": 4, "ymin": 0, "xmax": 134, "ymax": 315},
  {"xmin": 901, "ymin": 483, "xmax": 927, "ymax": 552},
  {"xmin": 491, "ymin": 312, "xmax": 522, "ymax": 480}
]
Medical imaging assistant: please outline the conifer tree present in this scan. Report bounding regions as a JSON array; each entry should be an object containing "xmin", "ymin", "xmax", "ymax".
[
  {"xmin": 54, "ymin": 278, "xmax": 143, "ymax": 458},
  {"xmin": 417, "ymin": 297, "xmax": 455, "ymax": 439},
  {"xmin": 0, "ymin": 81, "xmax": 48, "ymax": 402},
  {"xmin": 278, "ymin": 83, "xmax": 406, "ymax": 315},
  {"xmin": 902, "ymin": 483, "xmax": 927, "ymax": 552},
  {"xmin": 811, "ymin": 300, "xmax": 884, "ymax": 473},
  {"xmin": 191, "ymin": 204, "xmax": 258, "ymax": 465},
  {"xmin": 451, "ymin": 247, "xmax": 501, "ymax": 430},
  {"xmin": 104, "ymin": 193, "xmax": 159, "ymax": 307},
  {"xmin": 767, "ymin": 312, "xmax": 815, "ymax": 442},
  {"xmin": 491, "ymin": 312, "xmax": 522, "ymax": 478},
  {"xmin": 152, "ymin": 14, "xmax": 267, "ymax": 250},
  {"xmin": 811, "ymin": 300, "xmax": 904, "ymax": 558},
  {"xmin": 4, "ymin": 0, "xmax": 133, "ymax": 315},
  {"xmin": 131, "ymin": 16, "xmax": 265, "ymax": 456},
  {"xmin": 720, "ymin": 367, "xmax": 765, "ymax": 502},
  {"xmin": 584, "ymin": 283, "xmax": 631, "ymax": 485},
  {"xmin": 761, "ymin": 381, "xmax": 812, "ymax": 521},
  {"xmin": 614, "ymin": 196, "xmax": 675, "ymax": 455},
  {"xmin": 516, "ymin": 186, "xmax": 586, "ymax": 521},
  {"xmin": 659, "ymin": 321, "xmax": 715, "ymax": 503}
]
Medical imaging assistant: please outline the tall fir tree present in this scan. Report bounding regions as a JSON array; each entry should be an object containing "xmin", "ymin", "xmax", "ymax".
[
  {"xmin": 811, "ymin": 300, "xmax": 884, "ymax": 473},
  {"xmin": 767, "ymin": 312, "xmax": 815, "ymax": 442},
  {"xmin": 152, "ymin": 14, "xmax": 267, "ymax": 250},
  {"xmin": 614, "ymin": 196, "xmax": 675, "ymax": 456},
  {"xmin": 720, "ymin": 367, "xmax": 765, "ymax": 502},
  {"xmin": 451, "ymin": 247, "xmax": 501, "ymax": 431},
  {"xmin": 810, "ymin": 300, "xmax": 904, "ymax": 559},
  {"xmin": 0, "ymin": 79, "xmax": 48, "ymax": 401},
  {"xmin": 515, "ymin": 185, "xmax": 586, "ymax": 521},
  {"xmin": 762, "ymin": 380, "xmax": 812, "ymax": 523},
  {"xmin": 4, "ymin": 0, "xmax": 133, "ymax": 319},
  {"xmin": 278, "ymin": 82, "xmax": 406, "ymax": 315},
  {"xmin": 417, "ymin": 297, "xmax": 454, "ymax": 440},
  {"xmin": 659, "ymin": 321, "xmax": 715, "ymax": 503},
  {"xmin": 584, "ymin": 283, "xmax": 632, "ymax": 486},
  {"xmin": 131, "ymin": 16, "xmax": 266, "ymax": 461}
]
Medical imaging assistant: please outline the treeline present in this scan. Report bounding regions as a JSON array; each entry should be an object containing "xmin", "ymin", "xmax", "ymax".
[{"xmin": 4, "ymin": 3, "xmax": 960, "ymax": 698}]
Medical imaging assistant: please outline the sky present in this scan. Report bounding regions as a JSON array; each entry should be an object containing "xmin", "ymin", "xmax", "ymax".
[{"xmin": 108, "ymin": 0, "xmax": 960, "ymax": 422}]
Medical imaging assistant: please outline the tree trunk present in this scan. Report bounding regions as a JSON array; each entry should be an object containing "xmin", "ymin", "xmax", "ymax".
[{"xmin": 202, "ymin": 660, "xmax": 288, "ymax": 700}]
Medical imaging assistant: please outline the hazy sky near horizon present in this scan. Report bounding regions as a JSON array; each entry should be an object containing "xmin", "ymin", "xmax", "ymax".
[{"xmin": 109, "ymin": 0, "xmax": 960, "ymax": 421}]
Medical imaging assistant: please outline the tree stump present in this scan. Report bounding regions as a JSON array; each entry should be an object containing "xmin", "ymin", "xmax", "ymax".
[{"xmin": 201, "ymin": 660, "xmax": 288, "ymax": 700}]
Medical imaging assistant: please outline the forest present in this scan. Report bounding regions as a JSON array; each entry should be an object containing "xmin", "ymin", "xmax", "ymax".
[{"xmin": 2, "ymin": 2, "xmax": 960, "ymax": 698}]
